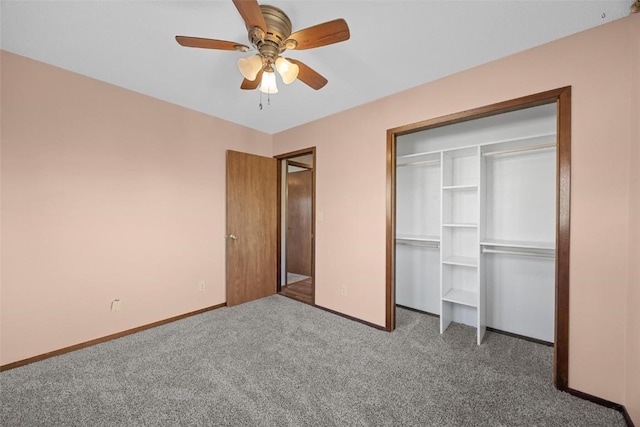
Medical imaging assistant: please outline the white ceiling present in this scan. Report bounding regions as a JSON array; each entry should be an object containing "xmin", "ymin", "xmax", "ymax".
[{"xmin": 1, "ymin": 1, "xmax": 635, "ymax": 134}]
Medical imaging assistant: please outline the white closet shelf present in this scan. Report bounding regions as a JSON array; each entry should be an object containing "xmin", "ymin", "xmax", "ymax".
[
  {"xmin": 397, "ymin": 159, "xmax": 440, "ymax": 168},
  {"xmin": 480, "ymin": 239, "xmax": 554, "ymax": 250},
  {"xmin": 442, "ymin": 256, "xmax": 477, "ymax": 267},
  {"xmin": 396, "ymin": 152, "xmax": 441, "ymax": 168},
  {"xmin": 397, "ymin": 151, "xmax": 441, "ymax": 160},
  {"xmin": 482, "ymin": 248, "xmax": 554, "ymax": 259},
  {"xmin": 442, "ymin": 289, "xmax": 477, "ymax": 307},
  {"xmin": 442, "ymin": 185, "xmax": 478, "ymax": 191},
  {"xmin": 396, "ymin": 235, "xmax": 440, "ymax": 248},
  {"xmin": 444, "ymin": 146, "xmax": 478, "ymax": 158},
  {"xmin": 478, "ymin": 132, "xmax": 557, "ymax": 149},
  {"xmin": 398, "ymin": 242, "xmax": 440, "ymax": 249},
  {"xmin": 396, "ymin": 235, "xmax": 440, "ymax": 242},
  {"xmin": 442, "ymin": 223, "xmax": 478, "ymax": 228},
  {"xmin": 482, "ymin": 143, "xmax": 555, "ymax": 157}
]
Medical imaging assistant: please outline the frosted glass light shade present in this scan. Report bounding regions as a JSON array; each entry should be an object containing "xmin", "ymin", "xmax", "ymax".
[
  {"xmin": 238, "ymin": 55, "xmax": 262, "ymax": 81},
  {"xmin": 259, "ymin": 71, "xmax": 278, "ymax": 94},
  {"xmin": 275, "ymin": 57, "xmax": 299, "ymax": 84}
]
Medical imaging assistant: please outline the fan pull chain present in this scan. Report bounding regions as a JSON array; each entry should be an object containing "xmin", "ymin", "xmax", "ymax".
[{"xmin": 258, "ymin": 91, "xmax": 272, "ymax": 110}]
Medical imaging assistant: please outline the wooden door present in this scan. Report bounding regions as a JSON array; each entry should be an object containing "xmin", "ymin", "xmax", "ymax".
[
  {"xmin": 286, "ymin": 169, "xmax": 312, "ymax": 276},
  {"xmin": 226, "ymin": 150, "xmax": 277, "ymax": 306}
]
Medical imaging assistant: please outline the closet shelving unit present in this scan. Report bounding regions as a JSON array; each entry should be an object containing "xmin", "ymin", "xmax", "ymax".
[
  {"xmin": 396, "ymin": 104, "xmax": 558, "ymax": 344},
  {"xmin": 439, "ymin": 146, "xmax": 483, "ymax": 344}
]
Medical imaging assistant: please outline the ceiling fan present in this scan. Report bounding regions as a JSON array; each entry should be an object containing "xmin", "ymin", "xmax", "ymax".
[{"xmin": 175, "ymin": 0, "xmax": 350, "ymax": 93}]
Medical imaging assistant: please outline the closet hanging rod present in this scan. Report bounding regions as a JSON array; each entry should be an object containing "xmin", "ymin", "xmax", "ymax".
[
  {"xmin": 482, "ymin": 143, "xmax": 556, "ymax": 157},
  {"xmin": 396, "ymin": 241, "xmax": 440, "ymax": 248},
  {"xmin": 482, "ymin": 248, "xmax": 555, "ymax": 258},
  {"xmin": 397, "ymin": 159, "xmax": 440, "ymax": 167}
]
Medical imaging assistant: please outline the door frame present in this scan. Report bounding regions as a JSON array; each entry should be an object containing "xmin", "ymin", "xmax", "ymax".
[
  {"xmin": 385, "ymin": 87, "xmax": 571, "ymax": 390},
  {"xmin": 275, "ymin": 147, "xmax": 316, "ymax": 303},
  {"xmin": 285, "ymin": 165, "xmax": 313, "ymax": 278}
]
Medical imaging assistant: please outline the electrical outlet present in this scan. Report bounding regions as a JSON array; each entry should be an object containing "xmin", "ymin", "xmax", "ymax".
[
  {"xmin": 111, "ymin": 299, "xmax": 122, "ymax": 312},
  {"xmin": 340, "ymin": 285, "xmax": 348, "ymax": 296},
  {"xmin": 198, "ymin": 280, "xmax": 206, "ymax": 292}
]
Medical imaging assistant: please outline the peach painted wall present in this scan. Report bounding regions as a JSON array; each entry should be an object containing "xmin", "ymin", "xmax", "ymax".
[
  {"xmin": 0, "ymin": 51, "xmax": 272, "ymax": 365},
  {"xmin": 274, "ymin": 13, "xmax": 639, "ymax": 415},
  {"xmin": 626, "ymin": 13, "xmax": 640, "ymax": 424}
]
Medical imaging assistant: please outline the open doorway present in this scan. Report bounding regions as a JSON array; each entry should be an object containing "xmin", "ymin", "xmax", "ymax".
[{"xmin": 275, "ymin": 148, "xmax": 315, "ymax": 305}]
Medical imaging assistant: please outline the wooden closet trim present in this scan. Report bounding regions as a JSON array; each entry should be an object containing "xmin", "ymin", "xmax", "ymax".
[{"xmin": 385, "ymin": 87, "xmax": 571, "ymax": 391}]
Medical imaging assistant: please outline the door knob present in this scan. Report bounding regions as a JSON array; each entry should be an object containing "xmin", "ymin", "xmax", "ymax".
[{"xmin": 226, "ymin": 234, "xmax": 238, "ymax": 240}]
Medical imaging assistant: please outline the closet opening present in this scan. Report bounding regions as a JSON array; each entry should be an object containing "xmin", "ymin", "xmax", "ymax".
[
  {"xmin": 385, "ymin": 87, "xmax": 571, "ymax": 390},
  {"xmin": 275, "ymin": 148, "xmax": 316, "ymax": 305}
]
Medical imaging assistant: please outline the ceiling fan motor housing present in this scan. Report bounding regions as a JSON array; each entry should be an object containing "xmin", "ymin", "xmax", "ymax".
[{"xmin": 250, "ymin": 5, "xmax": 294, "ymax": 64}]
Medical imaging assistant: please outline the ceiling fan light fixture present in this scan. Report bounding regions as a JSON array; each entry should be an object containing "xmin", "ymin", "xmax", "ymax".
[
  {"xmin": 238, "ymin": 54, "xmax": 263, "ymax": 81},
  {"xmin": 275, "ymin": 57, "xmax": 299, "ymax": 84},
  {"xmin": 259, "ymin": 70, "xmax": 278, "ymax": 94}
]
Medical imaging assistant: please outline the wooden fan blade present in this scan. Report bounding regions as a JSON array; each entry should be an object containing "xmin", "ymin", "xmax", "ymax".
[
  {"xmin": 288, "ymin": 19, "xmax": 350, "ymax": 50},
  {"xmin": 176, "ymin": 36, "xmax": 249, "ymax": 51},
  {"xmin": 286, "ymin": 59, "xmax": 327, "ymax": 90},
  {"xmin": 233, "ymin": 0, "xmax": 267, "ymax": 32},
  {"xmin": 241, "ymin": 69, "xmax": 264, "ymax": 90}
]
